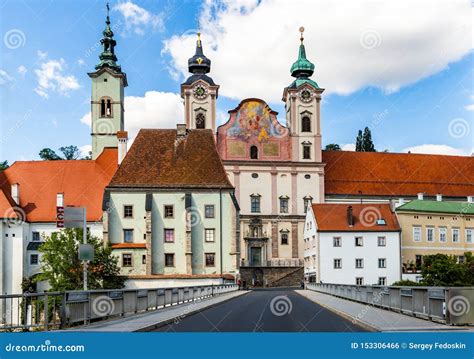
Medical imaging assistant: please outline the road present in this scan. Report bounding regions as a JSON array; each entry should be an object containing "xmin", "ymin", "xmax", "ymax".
[{"xmin": 153, "ymin": 288, "xmax": 368, "ymax": 332}]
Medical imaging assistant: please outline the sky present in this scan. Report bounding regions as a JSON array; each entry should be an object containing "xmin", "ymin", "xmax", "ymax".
[{"xmin": 0, "ymin": 0, "xmax": 473, "ymax": 163}]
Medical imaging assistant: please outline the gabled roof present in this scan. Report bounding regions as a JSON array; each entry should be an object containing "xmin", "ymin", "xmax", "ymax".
[
  {"xmin": 323, "ymin": 151, "xmax": 474, "ymax": 198},
  {"xmin": 311, "ymin": 203, "xmax": 400, "ymax": 232},
  {"xmin": 396, "ymin": 199, "xmax": 474, "ymax": 215},
  {"xmin": 0, "ymin": 148, "xmax": 118, "ymax": 222},
  {"xmin": 109, "ymin": 129, "xmax": 233, "ymax": 189}
]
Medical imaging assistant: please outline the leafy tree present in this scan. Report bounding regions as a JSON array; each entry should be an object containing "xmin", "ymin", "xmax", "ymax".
[
  {"xmin": 0, "ymin": 160, "xmax": 8, "ymax": 170},
  {"xmin": 355, "ymin": 130, "xmax": 363, "ymax": 151},
  {"xmin": 38, "ymin": 228, "xmax": 124, "ymax": 291},
  {"xmin": 39, "ymin": 148, "xmax": 62, "ymax": 161},
  {"xmin": 39, "ymin": 145, "xmax": 86, "ymax": 161},
  {"xmin": 391, "ymin": 279, "xmax": 424, "ymax": 287},
  {"xmin": 59, "ymin": 145, "xmax": 81, "ymax": 160},
  {"xmin": 421, "ymin": 253, "xmax": 474, "ymax": 287},
  {"xmin": 324, "ymin": 143, "xmax": 341, "ymax": 151},
  {"xmin": 362, "ymin": 127, "xmax": 376, "ymax": 152}
]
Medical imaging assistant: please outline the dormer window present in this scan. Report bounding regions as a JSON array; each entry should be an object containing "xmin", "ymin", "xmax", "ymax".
[{"xmin": 100, "ymin": 97, "xmax": 113, "ymax": 118}]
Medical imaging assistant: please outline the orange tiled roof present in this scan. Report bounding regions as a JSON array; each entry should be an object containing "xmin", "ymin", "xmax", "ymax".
[
  {"xmin": 323, "ymin": 151, "xmax": 474, "ymax": 198},
  {"xmin": 0, "ymin": 148, "xmax": 118, "ymax": 222},
  {"xmin": 109, "ymin": 129, "xmax": 233, "ymax": 189},
  {"xmin": 312, "ymin": 203, "xmax": 400, "ymax": 232}
]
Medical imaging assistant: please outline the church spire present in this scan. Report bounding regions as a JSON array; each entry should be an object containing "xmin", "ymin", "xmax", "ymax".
[
  {"xmin": 95, "ymin": 3, "xmax": 122, "ymax": 73},
  {"xmin": 188, "ymin": 31, "xmax": 211, "ymax": 75},
  {"xmin": 290, "ymin": 27, "xmax": 315, "ymax": 78}
]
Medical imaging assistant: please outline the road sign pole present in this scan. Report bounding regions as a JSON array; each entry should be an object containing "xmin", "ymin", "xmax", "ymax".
[{"xmin": 83, "ymin": 207, "xmax": 88, "ymax": 291}]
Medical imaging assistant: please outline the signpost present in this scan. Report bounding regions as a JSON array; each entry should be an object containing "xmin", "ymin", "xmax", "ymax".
[{"xmin": 56, "ymin": 201, "xmax": 92, "ymax": 291}]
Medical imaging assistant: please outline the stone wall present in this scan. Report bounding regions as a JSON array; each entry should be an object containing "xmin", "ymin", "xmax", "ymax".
[{"xmin": 240, "ymin": 266, "xmax": 304, "ymax": 288}]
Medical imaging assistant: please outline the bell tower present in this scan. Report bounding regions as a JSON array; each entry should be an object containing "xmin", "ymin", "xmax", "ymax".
[
  {"xmin": 282, "ymin": 27, "xmax": 324, "ymax": 162},
  {"xmin": 88, "ymin": 4, "xmax": 127, "ymax": 159},
  {"xmin": 180, "ymin": 32, "xmax": 219, "ymax": 132}
]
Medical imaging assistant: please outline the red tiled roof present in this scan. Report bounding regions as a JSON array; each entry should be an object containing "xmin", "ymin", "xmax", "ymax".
[
  {"xmin": 109, "ymin": 129, "xmax": 233, "ymax": 189},
  {"xmin": 111, "ymin": 243, "xmax": 146, "ymax": 249},
  {"xmin": 312, "ymin": 203, "xmax": 400, "ymax": 232},
  {"xmin": 323, "ymin": 151, "xmax": 474, "ymax": 198},
  {"xmin": 0, "ymin": 148, "xmax": 118, "ymax": 222}
]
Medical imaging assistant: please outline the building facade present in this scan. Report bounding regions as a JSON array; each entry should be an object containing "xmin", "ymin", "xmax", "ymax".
[
  {"xmin": 103, "ymin": 128, "xmax": 240, "ymax": 287},
  {"xmin": 303, "ymin": 203, "xmax": 402, "ymax": 285},
  {"xmin": 396, "ymin": 197, "xmax": 474, "ymax": 281}
]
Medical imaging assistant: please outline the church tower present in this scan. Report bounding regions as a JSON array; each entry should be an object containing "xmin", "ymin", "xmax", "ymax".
[
  {"xmin": 88, "ymin": 4, "xmax": 127, "ymax": 159},
  {"xmin": 282, "ymin": 27, "xmax": 324, "ymax": 162},
  {"xmin": 181, "ymin": 32, "xmax": 219, "ymax": 132}
]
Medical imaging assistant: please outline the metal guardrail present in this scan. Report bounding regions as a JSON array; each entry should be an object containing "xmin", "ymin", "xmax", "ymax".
[
  {"xmin": 0, "ymin": 284, "xmax": 238, "ymax": 331},
  {"xmin": 241, "ymin": 259, "xmax": 303, "ymax": 267},
  {"xmin": 306, "ymin": 283, "xmax": 474, "ymax": 326}
]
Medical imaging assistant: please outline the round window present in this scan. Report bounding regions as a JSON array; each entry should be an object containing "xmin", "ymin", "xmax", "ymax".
[
  {"xmin": 251, "ymin": 173, "xmax": 259, "ymax": 179},
  {"xmin": 304, "ymin": 174, "xmax": 311, "ymax": 179}
]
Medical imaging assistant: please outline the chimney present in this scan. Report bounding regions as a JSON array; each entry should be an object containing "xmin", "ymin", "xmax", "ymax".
[
  {"xmin": 11, "ymin": 183, "xmax": 19, "ymax": 205},
  {"xmin": 347, "ymin": 206, "xmax": 354, "ymax": 227},
  {"xmin": 436, "ymin": 194, "xmax": 442, "ymax": 202},
  {"xmin": 176, "ymin": 124, "xmax": 187, "ymax": 139},
  {"xmin": 398, "ymin": 198, "xmax": 405, "ymax": 207},
  {"xmin": 417, "ymin": 193, "xmax": 424, "ymax": 200},
  {"xmin": 468, "ymin": 196, "xmax": 474, "ymax": 203},
  {"xmin": 117, "ymin": 131, "xmax": 128, "ymax": 165},
  {"xmin": 56, "ymin": 193, "xmax": 64, "ymax": 207}
]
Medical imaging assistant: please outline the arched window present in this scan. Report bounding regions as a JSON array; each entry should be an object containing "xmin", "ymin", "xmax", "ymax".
[
  {"xmin": 302, "ymin": 116, "xmax": 311, "ymax": 132},
  {"xmin": 195, "ymin": 113, "xmax": 206, "ymax": 129},
  {"xmin": 250, "ymin": 145, "xmax": 258, "ymax": 159},
  {"xmin": 100, "ymin": 97, "xmax": 112, "ymax": 118}
]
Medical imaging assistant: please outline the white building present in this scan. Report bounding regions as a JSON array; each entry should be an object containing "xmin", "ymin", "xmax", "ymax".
[{"xmin": 303, "ymin": 203, "xmax": 402, "ymax": 285}]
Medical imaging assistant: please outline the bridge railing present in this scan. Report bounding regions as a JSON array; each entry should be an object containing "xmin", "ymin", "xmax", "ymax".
[
  {"xmin": 0, "ymin": 284, "xmax": 238, "ymax": 332},
  {"xmin": 306, "ymin": 283, "xmax": 474, "ymax": 325}
]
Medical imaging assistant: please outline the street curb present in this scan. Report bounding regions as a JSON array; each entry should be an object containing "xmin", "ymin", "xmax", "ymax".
[
  {"xmin": 135, "ymin": 291, "xmax": 251, "ymax": 332},
  {"xmin": 295, "ymin": 290, "xmax": 378, "ymax": 332}
]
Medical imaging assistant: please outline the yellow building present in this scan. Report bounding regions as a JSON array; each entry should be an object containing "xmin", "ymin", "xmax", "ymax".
[{"xmin": 396, "ymin": 198, "xmax": 474, "ymax": 280}]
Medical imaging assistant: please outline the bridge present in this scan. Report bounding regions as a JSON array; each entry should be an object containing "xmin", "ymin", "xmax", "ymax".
[{"xmin": 1, "ymin": 284, "xmax": 472, "ymax": 332}]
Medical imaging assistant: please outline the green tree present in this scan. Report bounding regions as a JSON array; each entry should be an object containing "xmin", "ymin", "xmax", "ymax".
[
  {"xmin": 39, "ymin": 148, "xmax": 62, "ymax": 161},
  {"xmin": 39, "ymin": 145, "xmax": 86, "ymax": 161},
  {"xmin": 362, "ymin": 127, "xmax": 376, "ymax": 152},
  {"xmin": 421, "ymin": 253, "xmax": 474, "ymax": 286},
  {"xmin": 324, "ymin": 143, "xmax": 341, "ymax": 151},
  {"xmin": 0, "ymin": 160, "xmax": 8, "ymax": 170},
  {"xmin": 355, "ymin": 130, "xmax": 363, "ymax": 151},
  {"xmin": 38, "ymin": 229, "xmax": 124, "ymax": 291},
  {"xmin": 59, "ymin": 145, "xmax": 81, "ymax": 160}
]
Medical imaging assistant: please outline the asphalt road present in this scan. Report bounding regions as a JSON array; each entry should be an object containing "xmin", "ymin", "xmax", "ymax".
[{"xmin": 153, "ymin": 288, "xmax": 368, "ymax": 332}]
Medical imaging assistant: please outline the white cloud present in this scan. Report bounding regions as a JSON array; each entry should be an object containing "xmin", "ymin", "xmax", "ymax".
[
  {"xmin": 79, "ymin": 91, "xmax": 184, "ymax": 141},
  {"xmin": 34, "ymin": 57, "xmax": 80, "ymax": 98},
  {"xmin": 0, "ymin": 69, "xmax": 14, "ymax": 86},
  {"xmin": 402, "ymin": 144, "xmax": 468, "ymax": 156},
  {"xmin": 17, "ymin": 65, "xmax": 27, "ymax": 77},
  {"xmin": 37, "ymin": 50, "xmax": 48, "ymax": 59},
  {"xmin": 465, "ymin": 104, "xmax": 474, "ymax": 111},
  {"xmin": 77, "ymin": 59, "xmax": 86, "ymax": 66},
  {"xmin": 79, "ymin": 144, "xmax": 92, "ymax": 158},
  {"xmin": 163, "ymin": 0, "xmax": 472, "ymax": 103},
  {"xmin": 114, "ymin": 1, "xmax": 164, "ymax": 35},
  {"xmin": 341, "ymin": 143, "xmax": 356, "ymax": 151}
]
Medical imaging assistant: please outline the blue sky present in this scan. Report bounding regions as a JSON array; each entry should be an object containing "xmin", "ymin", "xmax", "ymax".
[{"xmin": 0, "ymin": 0, "xmax": 472, "ymax": 163}]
